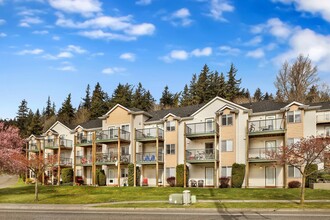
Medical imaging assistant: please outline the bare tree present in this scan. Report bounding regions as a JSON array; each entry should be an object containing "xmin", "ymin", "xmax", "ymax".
[
  {"xmin": 275, "ymin": 55, "xmax": 318, "ymax": 102},
  {"xmin": 270, "ymin": 136, "xmax": 330, "ymax": 204}
]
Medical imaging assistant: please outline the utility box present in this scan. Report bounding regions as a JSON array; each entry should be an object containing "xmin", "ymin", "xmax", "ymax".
[
  {"xmin": 191, "ymin": 195, "xmax": 197, "ymax": 204},
  {"xmin": 183, "ymin": 190, "xmax": 191, "ymax": 205},
  {"xmin": 169, "ymin": 194, "xmax": 183, "ymax": 204}
]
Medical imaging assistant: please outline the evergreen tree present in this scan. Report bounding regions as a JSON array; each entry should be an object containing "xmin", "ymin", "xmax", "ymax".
[
  {"xmin": 264, "ymin": 92, "xmax": 270, "ymax": 100},
  {"xmin": 189, "ymin": 74, "xmax": 199, "ymax": 105},
  {"xmin": 52, "ymin": 102, "xmax": 56, "ymax": 115},
  {"xmin": 195, "ymin": 64, "xmax": 210, "ymax": 103},
  {"xmin": 58, "ymin": 94, "xmax": 75, "ymax": 124},
  {"xmin": 28, "ymin": 109, "xmax": 43, "ymax": 135},
  {"xmin": 180, "ymin": 84, "xmax": 191, "ymax": 107},
  {"xmin": 253, "ymin": 88, "xmax": 263, "ymax": 101},
  {"xmin": 16, "ymin": 99, "xmax": 29, "ymax": 137},
  {"xmin": 132, "ymin": 83, "xmax": 155, "ymax": 111},
  {"xmin": 226, "ymin": 63, "xmax": 241, "ymax": 101},
  {"xmin": 160, "ymin": 85, "xmax": 175, "ymax": 109},
  {"xmin": 110, "ymin": 83, "xmax": 133, "ymax": 108},
  {"xmin": 82, "ymin": 84, "xmax": 91, "ymax": 110},
  {"xmin": 215, "ymin": 71, "xmax": 227, "ymax": 98},
  {"xmin": 45, "ymin": 96, "xmax": 55, "ymax": 118},
  {"xmin": 90, "ymin": 82, "xmax": 109, "ymax": 119}
]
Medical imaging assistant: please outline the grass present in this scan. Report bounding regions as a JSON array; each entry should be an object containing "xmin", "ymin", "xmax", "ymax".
[{"xmin": 1, "ymin": 181, "xmax": 330, "ymax": 205}]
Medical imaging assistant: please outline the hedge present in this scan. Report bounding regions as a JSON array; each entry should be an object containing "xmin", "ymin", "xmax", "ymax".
[
  {"xmin": 305, "ymin": 164, "xmax": 318, "ymax": 187},
  {"xmin": 128, "ymin": 163, "xmax": 141, "ymax": 186},
  {"xmin": 96, "ymin": 169, "xmax": 106, "ymax": 186},
  {"xmin": 176, "ymin": 164, "xmax": 189, "ymax": 187},
  {"xmin": 231, "ymin": 163, "xmax": 245, "ymax": 188},
  {"xmin": 61, "ymin": 168, "xmax": 73, "ymax": 184}
]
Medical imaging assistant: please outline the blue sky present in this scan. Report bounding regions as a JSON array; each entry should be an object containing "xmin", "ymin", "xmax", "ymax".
[{"xmin": 1, "ymin": 0, "xmax": 330, "ymax": 119}]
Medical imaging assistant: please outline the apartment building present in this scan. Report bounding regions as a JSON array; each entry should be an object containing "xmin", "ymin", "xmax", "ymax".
[{"xmin": 26, "ymin": 96, "xmax": 330, "ymax": 188}]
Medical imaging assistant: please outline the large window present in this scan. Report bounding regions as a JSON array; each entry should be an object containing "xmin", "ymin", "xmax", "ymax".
[
  {"xmin": 287, "ymin": 110, "xmax": 301, "ymax": 123},
  {"xmin": 121, "ymin": 124, "xmax": 129, "ymax": 132},
  {"xmin": 221, "ymin": 166, "xmax": 232, "ymax": 177},
  {"xmin": 166, "ymin": 144, "xmax": 175, "ymax": 155},
  {"xmin": 166, "ymin": 121, "xmax": 175, "ymax": 131},
  {"xmin": 288, "ymin": 165, "xmax": 301, "ymax": 178},
  {"xmin": 287, "ymin": 138, "xmax": 300, "ymax": 146},
  {"xmin": 121, "ymin": 168, "xmax": 128, "ymax": 178},
  {"xmin": 221, "ymin": 140, "xmax": 233, "ymax": 152},
  {"xmin": 166, "ymin": 167, "xmax": 176, "ymax": 178},
  {"xmin": 221, "ymin": 114, "xmax": 233, "ymax": 126}
]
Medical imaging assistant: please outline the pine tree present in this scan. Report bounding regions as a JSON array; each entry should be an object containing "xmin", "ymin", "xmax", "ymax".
[
  {"xmin": 90, "ymin": 82, "xmax": 109, "ymax": 119},
  {"xmin": 28, "ymin": 109, "xmax": 43, "ymax": 135},
  {"xmin": 111, "ymin": 83, "xmax": 133, "ymax": 108},
  {"xmin": 160, "ymin": 85, "xmax": 175, "ymax": 109},
  {"xmin": 82, "ymin": 84, "xmax": 91, "ymax": 110},
  {"xmin": 264, "ymin": 92, "xmax": 270, "ymax": 100},
  {"xmin": 16, "ymin": 99, "xmax": 29, "ymax": 137},
  {"xmin": 180, "ymin": 84, "xmax": 191, "ymax": 107},
  {"xmin": 253, "ymin": 88, "xmax": 263, "ymax": 101},
  {"xmin": 189, "ymin": 74, "xmax": 199, "ymax": 105},
  {"xmin": 132, "ymin": 83, "xmax": 155, "ymax": 111},
  {"xmin": 226, "ymin": 63, "xmax": 241, "ymax": 101},
  {"xmin": 58, "ymin": 94, "xmax": 75, "ymax": 124},
  {"xmin": 45, "ymin": 96, "xmax": 55, "ymax": 118},
  {"xmin": 195, "ymin": 64, "xmax": 210, "ymax": 103}
]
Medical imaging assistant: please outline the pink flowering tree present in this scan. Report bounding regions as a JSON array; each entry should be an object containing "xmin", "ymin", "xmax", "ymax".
[{"xmin": 270, "ymin": 136, "xmax": 330, "ymax": 204}]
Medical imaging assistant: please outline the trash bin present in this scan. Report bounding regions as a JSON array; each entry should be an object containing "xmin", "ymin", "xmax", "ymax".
[{"xmin": 183, "ymin": 190, "xmax": 191, "ymax": 205}]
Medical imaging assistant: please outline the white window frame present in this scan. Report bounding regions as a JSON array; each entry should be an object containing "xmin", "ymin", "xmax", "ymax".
[
  {"xmin": 166, "ymin": 121, "xmax": 175, "ymax": 131},
  {"xmin": 221, "ymin": 140, "xmax": 233, "ymax": 152},
  {"xmin": 287, "ymin": 110, "xmax": 301, "ymax": 123},
  {"xmin": 288, "ymin": 165, "xmax": 301, "ymax": 178},
  {"xmin": 121, "ymin": 124, "xmax": 130, "ymax": 132},
  {"xmin": 166, "ymin": 167, "xmax": 176, "ymax": 178},
  {"xmin": 166, "ymin": 144, "xmax": 175, "ymax": 155},
  {"xmin": 121, "ymin": 168, "xmax": 128, "ymax": 178},
  {"xmin": 221, "ymin": 114, "xmax": 233, "ymax": 126},
  {"xmin": 221, "ymin": 166, "xmax": 232, "ymax": 177}
]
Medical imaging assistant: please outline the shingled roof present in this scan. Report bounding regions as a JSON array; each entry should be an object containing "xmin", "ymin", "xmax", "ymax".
[
  {"xmin": 146, "ymin": 104, "xmax": 204, "ymax": 122},
  {"xmin": 241, "ymin": 100, "xmax": 288, "ymax": 113},
  {"xmin": 80, "ymin": 118, "xmax": 102, "ymax": 129}
]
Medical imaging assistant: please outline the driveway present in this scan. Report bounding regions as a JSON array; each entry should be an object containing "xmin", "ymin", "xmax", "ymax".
[{"xmin": 0, "ymin": 174, "xmax": 18, "ymax": 189}]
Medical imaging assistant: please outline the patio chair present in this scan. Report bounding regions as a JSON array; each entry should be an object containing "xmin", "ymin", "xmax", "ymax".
[
  {"xmin": 198, "ymin": 180, "xmax": 204, "ymax": 187},
  {"xmin": 144, "ymin": 155, "xmax": 150, "ymax": 162},
  {"xmin": 190, "ymin": 179, "xmax": 197, "ymax": 187},
  {"xmin": 150, "ymin": 155, "xmax": 156, "ymax": 161}
]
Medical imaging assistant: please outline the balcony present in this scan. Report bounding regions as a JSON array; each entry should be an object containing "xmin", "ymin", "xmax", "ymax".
[
  {"xmin": 95, "ymin": 153, "xmax": 130, "ymax": 165},
  {"xmin": 136, "ymin": 152, "xmax": 164, "ymax": 164},
  {"xmin": 58, "ymin": 158, "xmax": 72, "ymax": 166},
  {"xmin": 28, "ymin": 143, "xmax": 39, "ymax": 152},
  {"xmin": 135, "ymin": 128, "xmax": 164, "ymax": 143},
  {"xmin": 185, "ymin": 122, "xmax": 219, "ymax": 139},
  {"xmin": 76, "ymin": 156, "xmax": 92, "ymax": 166},
  {"xmin": 186, "ymin": 149, "xmax": 219, "ymax": 163},
  {"xmin": 317, "ymin": 113, "xmax": 330, "ymax": 124},
  {"xmin": 248, "ymin": 118, "xmax": 285, "ymax": 137},
  {"xmin": 59, "ymin": 139, "xmax": 73, "ymax": 149},
  {"xmin": 96, "ymin": 129, "xmax": 130, "ymax": 144},
  {"xmin": 44, "ymin": 140, "xmax": 58, "ymax": 149},
  {"xmin": 76, "ymin": 134, "xmax": 93, "ymax": 147},
  {"xmin": 248, "ymin": 147, "xmax": 278, "ymax": 162}
]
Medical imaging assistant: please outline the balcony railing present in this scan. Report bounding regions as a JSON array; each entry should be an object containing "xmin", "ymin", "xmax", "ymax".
[
  {"xmin": 59, "ymin": 158, "xmax": 72, "ymax": 166},
  {"xmin": 186, "ymin": 149, "xmax": 219, "ymax": 161},
  {"xmin": 28, "ymin": 143, "xmax": 39, "ymax": 152},
  {"xmin": 136, "ymin": 152, "xmax": 164, "ymax": 163},
  {"xmin": 317, "ymin": 113, "xmax": 330, "ymax": 123},
  {"xmin": 185, "ymin": 122, "xmax": 219, "ymax": 137},
  {"xmin": 95, "ymin": 153, "xmax": 130, "ymax": 164},
  {"xmin": 59, "ymin": 139, "xmax": 73, "ymax": 148},
  {"xmin": 248, "ymin": 147, "xmax": 278, "ymax": 160},
  {"xmin": 135, "ymin": 128, "xmax": 164, "ymax": 141},
  {"xmin": 76, "ymin": 156, "xmax": 92, "ymax": 165},
  {"xmin": 248, "ymin": 118, "xmax": 285, "ymax": 135},
  {"xmin": 96, "ymin": 129, "xmax": 130, "ymax": 142},
  {"xmin": 44, "ymin": 140, "xmax": 58, "ymax": 149},
  {"xmin": 76, "ymin": 134, "xmax": 93, "ymax": 146}
]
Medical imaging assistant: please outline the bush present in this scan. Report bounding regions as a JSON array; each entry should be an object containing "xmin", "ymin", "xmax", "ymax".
[
  {"xmin": 219, "ymin": 177, "xmax": 230, "ymax": 188},
  {"xmin": 305, "ymin": 164, "xmax": 318, "ymax": 187},
  {"xmin": 288, "ymin": 180, "xmax": 301, "ymax": 188},
  {"xmin": 95, "ymin": 169, "xmax": 106, "ymax": 186},
  {"xmin": 167, "ymin": 177, "xmax": 176, "ymax": 187},
  {"xmin": 136, "ymin": 167, "xmax": 141, "ymax": 186},
  {"xmin": 176, "ymin": 164, "xmax": 189, "ymax": 187},
  {"xmin": 75, "ymin": 176, "xmax": 84, "ymax": 185},
  {"xmin": 26, "ymin": 178, "xmax": 34, "ymax": 184},
  {"xmin": 61, "ymin": 168, "xmax": 73, "ymax": 184},
  {"xmin": 231, "ymin": 163, "xmax": 245, "ymax": 188},
  {"xmin": 128, "ymin": 163, "xmax": 141, "ymax": 186}
]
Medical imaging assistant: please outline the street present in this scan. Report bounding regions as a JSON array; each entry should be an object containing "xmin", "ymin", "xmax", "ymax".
[{"xmin": 1, "ymin": 209, "xmax": 330, "ymax": 220}]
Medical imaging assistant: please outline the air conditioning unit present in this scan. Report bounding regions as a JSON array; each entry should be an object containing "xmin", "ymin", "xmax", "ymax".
[{"xmin": 169, "ymin": 194, "xmax": 183, "ymax": 204}]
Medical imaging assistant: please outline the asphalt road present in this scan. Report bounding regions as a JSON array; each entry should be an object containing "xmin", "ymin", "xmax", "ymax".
[
  {"xmin": 1, "ymin": 209, "xmax": 330, "ymax": 220},
  {"xmin": 0, "ymin": 174, "xmax": 18, "ymax": 189}
]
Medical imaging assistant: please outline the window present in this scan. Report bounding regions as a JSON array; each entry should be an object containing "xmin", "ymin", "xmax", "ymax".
[
  {"xmin": 287, "ymin": 110, "xmax": 301, "ymax": 123},
  {"xmin": 221, "ymin": 114, "xmax": 233, "ymax": 126},
  {"xmin": 121, "ymin": 168, "xmax": 128, "ymax": 178},
  {"xmin": 221, "ymin": 166, "xmax": 232, "ymax": 177},
  {"xmin": 121, "ymin": 124, "xmax": 129, "ymax": 132},
  {"xmin": 221, "ymin": 140, "xmax": 233, "ymax": 152},
  {"xmin": 325, "ymin": 127, "xmax": 330, "ymax": 137},
  {"xmin": 166, "ymin": 121, "xmax": 175, "ymax": 131},
  {"xmin": 287, "ymin": 138, "xmax": 300, "ymax": 146},
  {"xmin": 121, "ymin": 146, "xmax": 129, "ymax": 155},
  {"xmin": 166, "ymin": 144, "xmax": 175, "ymax": 154},
  {"xmin": 265, "ymin": 141, "xmax": 276, "ymax": 151},
  {"xmin": 205, "ymin": 118, "xmax": 214, "ymax": 132},
  {"xmin": 76, "ymin": 169, "xmax": 82, "ymax": 176},
  {"xmin": 288, "ymin": 165, "xmax": 301, "ymax": 178},
  {"xmin": 166, "ymin": 167, "xmax": 176, "ymax": 178},
  {"xmin": 205, "ymin": 143, "xmax": 214, "ymax": 154}
]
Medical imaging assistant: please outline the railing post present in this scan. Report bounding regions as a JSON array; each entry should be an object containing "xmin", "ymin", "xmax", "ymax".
[
  {"xmin": 156, "ymin": 127, "xmax": 159, "ymax": 187},
  {"xmin": 57, "ymin": 136, "xmax": 61, "ymax": 186},
  {"xmin": 184, "ymin": 122, "xmax": 187, "ymax": 188},
  {"xmin": 117, "ymin": 128, "xmax": 121, "ymax": 187},
  {"xmin": 133, "ymin": 128, "xmax": 137, "ymax": 187}
]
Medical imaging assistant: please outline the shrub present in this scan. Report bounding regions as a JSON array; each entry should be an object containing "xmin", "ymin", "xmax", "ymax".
[
  {"xmin": 219, "ymin": 177, "xmax": 230, "ymax": 188},
  {"xmin": 288, "ymin": 180, "xmax": 301, "ymax": 188},
  {"xmin": 128, "ymin": 163, "xmax": 141, "ymax": 186},
  {"xmin": 231, "ymin": 163, "xmax": 245, "ymax": 188},
  {"xmin": 98, "ymin": 170, "xmax": 106, "ymax": 186},
  {"xmin": 176, "ymin": 164, "xmax": 189, "ymax": 187},
  {"xmin": 136, "ymin": 166, "xmax": 141, "ymax": 186},
  {"xmin": 61, "ymin": 168, "xmax": 73, "ymax": 184},
  {"xmin": 75, "ymin": 176, "xmax": 84, "ymax": 185},
  {"xmin": 26, "ymin": 178, "xmax": 34, "ymax": 184},
  {"xmin": 305, "ymin": 164, "xmax": 318, "ymax": 187},
  {"xmin": 167, "ymin": 176, "xmax": 176, "ymax": 187}
]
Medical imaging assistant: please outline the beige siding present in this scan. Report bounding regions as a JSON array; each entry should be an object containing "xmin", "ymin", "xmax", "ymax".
[
  {"xmin": 221, "ymin": 109, "xmax": 236, "ymax": 166},
  {"xmin": 287, "ymin": 105, "xmax": 304, "ymax": 138},
  {"xmin": 105, "ymin": 106, "xmax": 131, "ymax": 126}
]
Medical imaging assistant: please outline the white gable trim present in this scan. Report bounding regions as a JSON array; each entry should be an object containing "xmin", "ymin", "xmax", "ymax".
[
  {"xmin": 44, "ymin": 121, "xmax": 72, "ymax": 135},
  {"xmin": 284, "ymin": 101, "xmax": 305, "ymax": 108},
  {"xmin": 191, "ymin": 96, "xmax": 247, "ymax": 117},
  {"xmin": 104, "ymin": 104, "xmax": 131, "ymax": 116}
]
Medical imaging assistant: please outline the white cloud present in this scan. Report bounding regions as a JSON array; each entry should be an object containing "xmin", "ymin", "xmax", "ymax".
[
  {"xmin": 245, "ymin": 36, "xmax": 263, "ymax": 46},
  {"xmin": 136, "ymin": 0, "xmax": 151, "ymax": 5},
  {"xmin": 42, "ymin": 54, "xmax": 58, "ymax": 60},
  {"xmin": 207, "ymin": 0, "xmax": 234, "ymax": 21},
  {"xmin": 274, "ymin": 28, "xmax": 330, "ymax": 71},
  {"xmin": 218, "ymin": 45, "xmax": 240, "ymax": 56},
  {"xmin": 78, "ymin": 30, "xmax": 136, "ymax": 41},
  {"xmin": 17, "ymin": 48, "xmax": 44, "ymax": 55},
  {"xmin": 66, "ymin": 45, "xmax": 87, "ymax": 54},
  {"xmin": 191, "ymin": 47, "xmax": 212, "ymax": 57},
  {"xmin": 19, "ymin": 16, "xmax": 43, "ymax": 27},
  {"xmin": 91, "ymin": 52, "xmax": 104, "ymax": 56},
  {"xmin": 0, "ymin": 32, "xmax": 6, "ymax": 37},
  {"xmin": 124, "ymin": 23, "xmax": 155, "ymax": 36},
  {"xmin": 251, "ymin": 18, "xmax": 292, "ymax": 39},
  {"xmin": 102, "ymin": 67, "xmax": 126, "ymax": 74},
  {"xmin": 57, "ymin": 51, "xmax": 73, "ymax": 58},
  {"xmin": 170, "ymin": 50, "xmax": 189, "ymax": 60},
  {"xmin": 163, "ymin": 8, "xmax": 193, "ymax": 27},
  {"xmin": 246, "ymin": 48, "xmax": 265, "ymax": 59},
  {"xmin": 0, "ymin": 19, "xmax": 6, "ymax": 25},
  {"xmin": 49, "ymin": 0, "xmax": 102, "ymax": 17},
  {"xmin": 52, "ymin": 35, "xmax": 60, "ymax": 40},
  {"xmin": 57, "ymin": 65, "xmax": 76, "ymax": 72},
  {"xmin": 32, "ymin": 30, "xmax": 49, "ymax": 34},
  {"xmin": 120, "ymin": 53, "xmax": 136, "ymax": 62},
  {"xmin": 273, "ymin": 0, "xmax": 330, "ymax": 22}
]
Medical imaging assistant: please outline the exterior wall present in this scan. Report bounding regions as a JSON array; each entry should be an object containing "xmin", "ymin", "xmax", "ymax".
[
  {"xmin": 304, "ymin": 110, "xmax": 316, "ymax": 136},
  {"xmin": 164, "ymin": 116, "xmax": 178, "ymax": 168},
  {"xmin": 221, "ymin": 108, "xmax": 236, "ymax": 166},
  {"xmin": 287, "ymin": 105, "xmax": 304, "ymax": 138},
  {"xmin": 105, "ymin": 106, "xmax": 131, "ymax": 126},
  {"xmin": 249, "ymin": 164, "xmax": 284, "ymax": 188}
]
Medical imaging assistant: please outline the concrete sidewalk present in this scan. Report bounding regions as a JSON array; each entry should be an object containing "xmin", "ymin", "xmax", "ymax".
[{"xmin": 0, "ymin": 175, "xmax": 18, "ymax": 189}]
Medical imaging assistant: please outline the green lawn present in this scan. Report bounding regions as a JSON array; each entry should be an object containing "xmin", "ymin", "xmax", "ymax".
[{"xmin": 1, "ymin": 182, "xmax": 330, "ymax": 205}]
